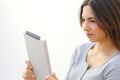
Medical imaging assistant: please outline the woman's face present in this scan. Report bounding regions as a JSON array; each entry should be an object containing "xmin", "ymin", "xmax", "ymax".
[{"xmin": 81, "ymin": 5, "xmax": 106, "ymax": 42}]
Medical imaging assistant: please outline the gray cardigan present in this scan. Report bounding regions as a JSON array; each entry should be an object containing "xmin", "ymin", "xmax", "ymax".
[{"xmin": 65, "ymin": 43, "xmax": 120, "ymax": 80}]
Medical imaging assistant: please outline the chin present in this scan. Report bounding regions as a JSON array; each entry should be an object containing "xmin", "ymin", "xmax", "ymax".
[{"xmin": 88, "ymin": 39, "xmax": 96, "ymax": 42}]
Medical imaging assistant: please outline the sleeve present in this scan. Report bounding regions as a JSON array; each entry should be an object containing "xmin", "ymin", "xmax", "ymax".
[
  {"xmin": 104, "ymin": 64, "xmax": 120, "ymax": 80},
  {"xmin": 64, "ymin": 49, "xmax": 77, "ymax": 80}
]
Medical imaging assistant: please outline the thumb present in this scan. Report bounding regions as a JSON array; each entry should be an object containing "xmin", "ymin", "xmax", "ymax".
[{"xmin": 51, "ymin": 72, "xmax": 58, "ymax": 79}]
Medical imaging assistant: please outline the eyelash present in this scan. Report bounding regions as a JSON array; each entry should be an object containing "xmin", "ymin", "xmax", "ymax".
[
  {"xmin": 90, "ymin": 20, "xmax": 96, "ymax": 22},
  {"xmin": 81, "ymin": 19, "xmax": 96, "ymax": 23},
  {"xmin": 81, "ymin": 19, "xmax": 85, "ymax": 22}
]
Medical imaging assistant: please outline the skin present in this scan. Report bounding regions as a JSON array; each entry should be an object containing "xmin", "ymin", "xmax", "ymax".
[
  {"xmin": 23, "ymin": 60, "xmax": 58, "ymax": 80},
  {"xmin": 23, "ymin": 61, "xmax": 36, "ymax": 80},
  {"xmin": 82, "ymin": 5, "xmax": 119, "ymax": 69},
  {"xmin": 81, "ymin": 5, "xmax": 106, "ymax": 43},
  {"xmin": 23, "ymin": 5, "xmax": 119, "ymax": 80}
]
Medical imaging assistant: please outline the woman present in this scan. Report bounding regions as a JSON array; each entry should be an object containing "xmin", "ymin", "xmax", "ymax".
[{"xmin": 23, "ymin": 0, "xmax": 120, "ymax": 80}]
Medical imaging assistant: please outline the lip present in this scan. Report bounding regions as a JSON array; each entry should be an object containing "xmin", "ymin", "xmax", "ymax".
[{"xmin": 86, "ymin": 33, "xmax": 93, "ymax": 37}]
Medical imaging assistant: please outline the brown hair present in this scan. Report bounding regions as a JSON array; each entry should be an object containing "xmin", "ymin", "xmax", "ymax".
[{"xmin": 79, "ymin": 0, "xmax": 120, "ymax": 50}]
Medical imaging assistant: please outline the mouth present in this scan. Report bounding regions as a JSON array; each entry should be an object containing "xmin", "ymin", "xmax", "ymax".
[{"xmin": 86, "ymin": 33, "xmax": 93, "ymax": 37}]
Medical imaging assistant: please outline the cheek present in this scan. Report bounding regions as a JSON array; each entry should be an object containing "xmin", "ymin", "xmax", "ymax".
[
  {"xmin": 91, "ymin": 24, "xmax": 99, "ymax": 32},
  {"xmin": 93, "ymin": 26, "xmax": 106, "ymax": 36},
  {"xmin": 90, "ymin": 23, "xmax": 102, "ymax": 32}
]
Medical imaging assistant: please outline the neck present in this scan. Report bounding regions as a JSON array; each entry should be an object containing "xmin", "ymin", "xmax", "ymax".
[{"xmin": 93, "ymin": 40, "xmax": 119, "ymax": 56}]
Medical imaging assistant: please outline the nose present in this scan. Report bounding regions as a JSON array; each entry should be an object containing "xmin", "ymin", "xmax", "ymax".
[{"xmin": 82, "ymin": 22, "xmax": 90, "ymax": 31}]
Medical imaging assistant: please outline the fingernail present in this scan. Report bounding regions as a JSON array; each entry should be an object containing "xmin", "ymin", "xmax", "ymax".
[
  {"xmin": 32, "ymin": 75, "xmax": 35, "ymax": 78},
  {"xmin": 30, "ymin": 66, "xmax": 32, "ymax": 69},
  {"xmin": 52, "ymin": 72, "xmax": 56, "ymax": 75}
]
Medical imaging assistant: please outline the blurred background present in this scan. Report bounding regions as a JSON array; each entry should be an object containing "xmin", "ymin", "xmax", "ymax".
[{"xmin": 0, "ymin": 0, "xmax": 89, "ymax": 80}]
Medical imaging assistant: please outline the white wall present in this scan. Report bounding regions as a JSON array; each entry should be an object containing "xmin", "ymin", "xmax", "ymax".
[{"xmin": 0, "ymin": 0, "xmax": 89, "ymax": 80}]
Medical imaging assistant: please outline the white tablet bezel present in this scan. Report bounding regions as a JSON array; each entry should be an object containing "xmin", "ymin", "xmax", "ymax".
[{"xmin": 24, "ymin": 31, "xmax": 51, "ymax": 80}]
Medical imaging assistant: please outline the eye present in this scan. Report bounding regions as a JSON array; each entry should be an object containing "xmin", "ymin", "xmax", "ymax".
[
  {"xmin": 81, "ymin": 18, "xmax": 85, "ymax": 22},
  {"xmin": 90, "ymin": 19, "xmax": 96, "ymax": 23}
]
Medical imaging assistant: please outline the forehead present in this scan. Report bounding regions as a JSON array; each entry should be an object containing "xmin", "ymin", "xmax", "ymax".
[{"xmin": 82, "ymin": 5, "xmax": 94, "ymax": 18}]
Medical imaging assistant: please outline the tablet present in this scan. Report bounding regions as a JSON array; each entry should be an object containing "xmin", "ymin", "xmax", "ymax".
[{"xmin": 24, "ymin": 31, "xmax": 51, "ymax": 80}]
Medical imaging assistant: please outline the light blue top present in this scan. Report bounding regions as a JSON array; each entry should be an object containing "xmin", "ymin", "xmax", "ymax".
[{"xmin": 65, "ymin": 43, "xmax": 120, "ymax": 80}]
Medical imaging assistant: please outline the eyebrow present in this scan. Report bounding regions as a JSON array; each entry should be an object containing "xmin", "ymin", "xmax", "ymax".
[
  {"xmin": 82, "ymin": 17, "xmax": 95, "ymax": 19},
  {"xmin": 88, "ymin": 17, "xmax": 95, "ymax": 19}
]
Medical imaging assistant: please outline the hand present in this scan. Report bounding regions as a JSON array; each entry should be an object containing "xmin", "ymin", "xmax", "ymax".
[
  {"xmin": 23, "ymin": 60, "xmax": 36, "ymax": 80},
  {"xmin": 45, "ymin": 73, "xmax": 58, "ymax": 80}
]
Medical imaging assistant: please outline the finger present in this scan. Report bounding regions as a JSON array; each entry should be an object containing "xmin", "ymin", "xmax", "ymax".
[
  {"xmin": 51, "ymin": 73, "xmax": 58, "ymax": 80},
  {"xmin": 45, "ymin": 75, "xmax": 52, "ymax": 80},
  {"xmin": 23, "ymin": 69, "xmax": 35, "ymax": 80},
  {"xmin": 25, "ymin": 60, "xmax": 33, "ymax": 70},
  {"xmin": 51, "ymin": 73, "xmax": 56, "ymax": 77},
  {"xmin": 45, "ymin": 73, "xmax": 58, "ymax": 80}
]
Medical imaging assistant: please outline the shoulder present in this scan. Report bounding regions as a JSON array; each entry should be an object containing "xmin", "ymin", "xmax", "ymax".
[
  {"xmin": 104, "ymin": 54, "xmax": 120, "ymax": 79},
  {"xmin": 109, "ymin": 53, "xmax": 120, "ymax": 67},
  {"xmin": 74, "ymin": 42, "xmax": 94, "ymax": 56},
  {"xmin": 72, "ymin": 42, "xmax": 94, "ymax": 64},
  {"xmin": 104, "ymin": 53, "xmax": 120, "ymax": 78}
]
